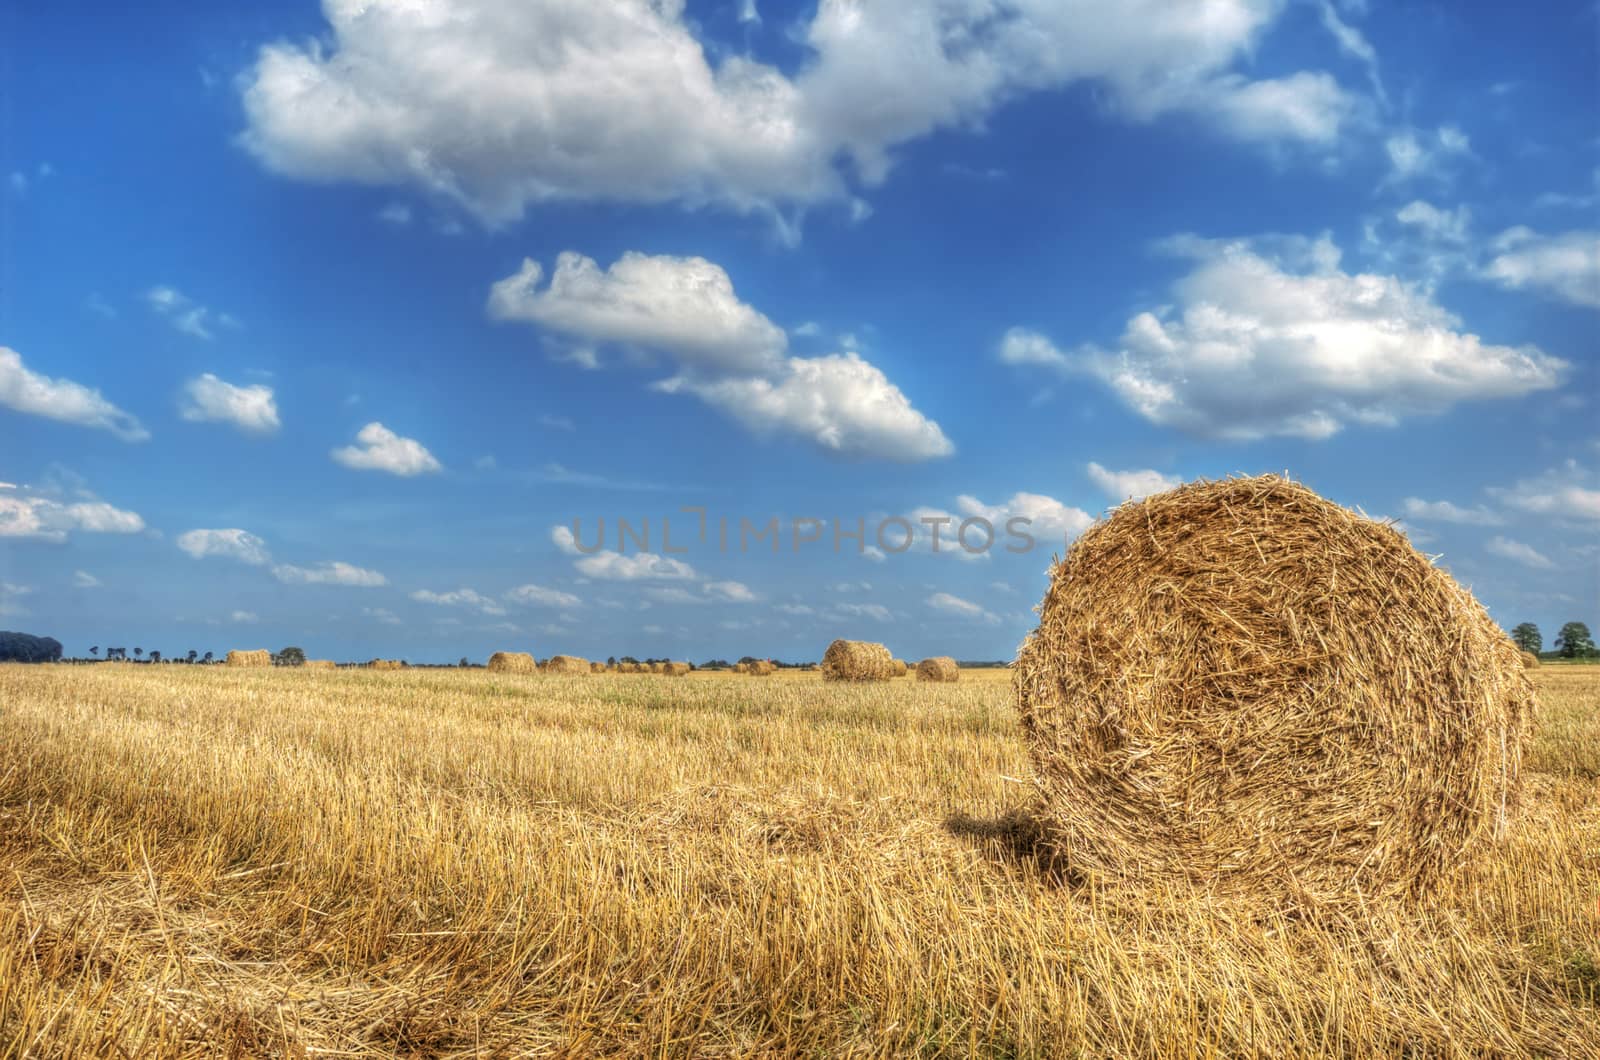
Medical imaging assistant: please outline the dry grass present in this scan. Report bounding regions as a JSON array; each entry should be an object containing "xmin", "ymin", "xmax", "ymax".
[
  {"xmin": 1016, "ymin": 475, "xmax": 1534, "ymax": 909},
  {"xmin": 223, "ymin": 649, "xmax": 269, "ymax": 668},
  {"xmin": 0, "ymin": 663, "xmax": 1594, "ymax": 1058}
]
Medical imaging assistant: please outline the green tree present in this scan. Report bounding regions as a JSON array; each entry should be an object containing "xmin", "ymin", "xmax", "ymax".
[
  {"xmin": 202, "ymin": 651, "xmax": 213, "ymax": 664},
  {"xmin": 1510, "ymin": 622, "xmax": 1541, "ymax": 655},
  {"xmin": 149, "ymin": 650, "xmax": 161, "ymax": 663},
  {"xmin": 275, "ymin": 646, "xmax": 307, "ymax": 667},
  {"xmin": 1555, "ymin": 622, "xmax": 1596, "ymax": 659},
  {"xmin": 187, "ymin": 649, "xmax": 198, "ymax": 664},
  {"xmin": 134, "ymin": 647, "xmax": 143, "ymax": 660},
  {"xmin": 90, "ymin": 645, "xmax": 99, "ymax": 658}
]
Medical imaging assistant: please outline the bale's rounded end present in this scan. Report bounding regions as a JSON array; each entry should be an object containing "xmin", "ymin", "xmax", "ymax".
[
  {"xmin": 1014, "ymin": 474, "xmax": 1534, "ymax": 907},
  {"xmin": 821, "ymin": 640, "xmax": 894, "ymax": 682},
  {"xmin": 488, "ymin": 651, "xmax": 537, "ymax": 673},
  {"xmin": 916, "ymin": 657, "xmax": 959, "ymax": 682}
]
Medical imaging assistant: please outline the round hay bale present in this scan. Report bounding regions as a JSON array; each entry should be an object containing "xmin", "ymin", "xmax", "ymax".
[
  {"xmin": 302, "ymin": 659, "xmax": 337, "ymax": 670},
  {"xmin": 1520, "ymin": 650, "xmax": 1540, "ymax": 669},
  {"xmin": 1015, "ymin": 475, "xmax": 1533, "ymax": 907},
  {"xmin": 590, "ymin": 660, "xmax": 608, "ymax": 673},
  {"xmin": 892, "ymin": 659, "xmax": 909, "ymax": 677},
  {"xmin": 648, "ymin": 661, "xmax": 665, "ymax": 674},
  {"xmin": 224, "ymin": 649, "xmax": 271, "ymax": 668},
  {"xmin": 487, "ymin": 651, "xmax": 537, "ymax": 674},
  {"xmin": 916, "ymin": 657, "xmax": 959, "ymax": 682},
  {"xmin": 732, "ymin": 662, "xmax": 749, "ymax": 674},
  {"xmin": 367, "ymin": 659, "xmax": 406, "ymax": 670},
  {"xmin": 749, "ymin": 659, "xmax": 776, "ymax": 676},
  {"xmin": 820, "ymin": 639, "xmax": 894, "ymax": 682},
  {"xmin": 544, "ymin": 654, "xmax": 589, "ymax": 675},
  {"xmin": 662, "ymin": 661, "xmax": 690, "ymax": 676}
]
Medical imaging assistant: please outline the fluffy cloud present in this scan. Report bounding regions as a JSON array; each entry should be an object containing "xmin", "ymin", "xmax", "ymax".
[
  {"xmin": 1395, "ymin": 200, "xmax": 1471, "ymax": 244},
  {"xmin": 832, "ymin": 602, "xmax": 892, "ymax": 622},
  {"xmin": 1006, "ymin": 235, "xmax": 1565, "ymax": 439},
  {"xmin": 551, "ymin": 525, "xmax": 698, "ymax": 580},
  {"xmin": 230, "ymin": 610, "xmax": 259, "ymax": 624},
  {"xmin": 271, "ymin": 561, "xmax": 388, "ymax": 587},
  {"xmin": 495, "ymin": 251, "xmax": 951, "ymax": 461},
  {"xmin": 410, "ymin": 587, "xmax": 506, "ymax": 615},
  {"xmin": 702, "ymin": 579, "xmax": 757, "ymax": 603},
  {"xmin": 926, "ymin": 591, "xmax": 1000, "ymax": 624},
  {"xmin": 239, "ymin": 0, "xmax": 1356, "ymax": 224},
  {"xmin": 176, "ymin": 528, "xmax": 271, "ymax": 565},
  {"xmin": 1399, "ymin": 497, "xmax": 1503, "ymax": 526},
  {"xmin": 0, "ymin": 484, "xmax": 145, "ymax": 541},
  {"xmin": 954, "ymin": 491, "xmax": 1095, "ymax": 550},
  {"xmin": 0, "ymin": 347, "xmax": 148, "ymax": 441},
  {"xmin": 1481, "ymin": 228, "xmax": 1600, "ymax": 309},
  {"xmin": 1085, "ymin": 462, "xmax": 1183, "ymax": 502},
  {"xmin": 489, "ymin": 253, "xmax": 787, "ymax": 377},
  {"xmin": 1383, "ymin": 125, "xmax": 1471, "ymax": 185},
  {"xmin": 147, "ymin": 286, "xmax": 234, "ymax": 339},
  {"xmin": 180, "ymin": 374, "xmax": 280, "ymax": 434},
  {"xmin": 505, "ymin": 583, "xmax": 582, "ymax": 608},
  {"xmin": 1485, "ymin": 536, "xmax": 1554, "ymax": 570},
  {"xmin": 659, "ymin": 353, "xmax": 953, "ymax": 462},
  {"xmin": 72, "ymin": 570, "xmax": 101, "ymax": 588},
  {"xmin": 1488, "ymin": 462, "xmax": 1600, "ymax": 523},
  {"xmin": 331, "ymin": 422, "xmax": 442, "ymax": 476}
]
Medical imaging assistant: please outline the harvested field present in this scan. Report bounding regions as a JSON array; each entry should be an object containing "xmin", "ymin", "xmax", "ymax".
[{"xmin": 0, "ymin": 663, "xmax": 1594, "ymax": 1056}]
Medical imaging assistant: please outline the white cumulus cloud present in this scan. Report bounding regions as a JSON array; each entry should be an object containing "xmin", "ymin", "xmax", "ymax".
[
  {"xmin": 1086, "ymin": 462, "xmax": 1183, "ymax": 502},
  {"xmin": 331, "ymin": 422, "xmax": 442, "ymax": 476},
  {"xmin": 272, "ymin": 561, "xmax": 388, "ymax": 587},
  {"xmin": 0, "ymin": 488, "xmax": 145, "ymax": 542},
  {"xmin": 180, "ymin": 374, "xmax": 280, "ymax": 434},
  {"xmin": 0, "ymin": 347, "xmax": 148, "ymax": 441},
  {"xmin": 1481, "ymin": 228, "xmax": 1600, "ymax": 309},
  {"xmin": 1485, "ymin": 536, "xmax": 1554, "ymax": 570},
  {"xmin": 177, "ymin": 528, "xmax": 271, "ymax": 565},
  {"xmin": 551, "ymin": 524, "xmax": 698, "ymax": 580},
  {"xmin": 505, "ymin": 583, "xmax": 582, "ymax": 608},
  {"xmin": 1399, "ymin": 497, "xmax": 1503, "ymax": 526},
  {"xmin": 1006, "ymin": 234, "xmax": 1565, "ymax": 440},
  {"xmin": 238, "ymin": 0, "xmax": 1357, "ymax": 225},
  {"xmin": 926, "ymin": 591, "xmax": 1000, "ymax": 625},
  {"xmin": 410, "ymin": 587, "xmax": 506, "ymax": 615},
  {"xmin": 1488, "ymin": 461, "xmax": 1600, "ymax": 523}
]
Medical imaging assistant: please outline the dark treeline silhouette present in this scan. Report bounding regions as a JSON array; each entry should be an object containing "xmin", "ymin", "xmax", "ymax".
[{"xmin": 0, "ymin": 631, "xmax": 63, "ymax": 662}]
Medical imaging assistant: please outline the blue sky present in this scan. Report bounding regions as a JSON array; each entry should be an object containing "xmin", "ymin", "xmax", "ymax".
[{"xmin": 3, "ymin": 0, "xmax": 1596, "ymax": 663}]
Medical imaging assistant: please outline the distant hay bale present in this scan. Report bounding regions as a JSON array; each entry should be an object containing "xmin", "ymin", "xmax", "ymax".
[
  {"xmin": 488, "ymin": 651, "xmax": 537, "ymax": 674},
  {"xmin": 367, "ymin": 659, "xmax": 405, "ymax": 670},
  {"xmin": 892, "ymin": 659, "xmax": 909, "ymax": 677},
  {"xmin": 648, "ymin": 661, "xmax": 665, "ymax": 674},
  {"xmin": 916, "ymin": 657, "xmax": 959, "ymax": 682},
  {"xmin": 732, "ymin": 662, "xmax": 749, "ymax": 674},
  {"xmin": 544, "ymin": 654, "xmax": 589, "ymax": 675},
  {"xmin": 1014, "ymin": 474, "xmax": 1534, "ymax": 908},
  {"xmin": 224, "ymin": 649, "xmax": 270, "ymax": 668},
  {"xmin": 303, "ymin": 659, "xmax": 337, "ymax": 670},
  {"xmin": 663, "ymin": 661, "xmax": 690, "ymax": 676},
  {"xmin": 821, "ymin": 639, "xmax": 894, "ymax": 682},
  {"xmin": 749, "ymin": 659, "xmax": 775, "ymax": 676},
  {"xmin": 1520, "ymin": 650, "xmax": 1540, "ymax": 669},
  {"xmin": 590, "ymin": 661, "xmax": 607, "ymax": 673}
]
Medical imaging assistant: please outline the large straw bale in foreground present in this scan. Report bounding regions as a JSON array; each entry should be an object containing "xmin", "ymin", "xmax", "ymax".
[
  {"xmin": 488, "ymin": 651, "xmax": 537, "ymax": 674},
  {"xmin": 1014, "ymin": 475, "xmax": 1533, "ymax": 907},
  {"xmin": 916, "ymin": 657, "xmax": 959, "ymax": 682},
  {"xmin": 544, "ymin": 655, "xmax": 589, "ymax": 675},
  {"xmin": 821, "ymin": 640, "xmax": 894, "ymax": 682},
  {"xmin": 225, "ymin": 649, "xmax": 271, "ymax": 668}
]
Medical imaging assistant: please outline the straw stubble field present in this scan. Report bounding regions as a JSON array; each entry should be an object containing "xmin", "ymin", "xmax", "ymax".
[{"xmin": 0, "ymin": 663, "xmax": 1595, "ymax": 1057}]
